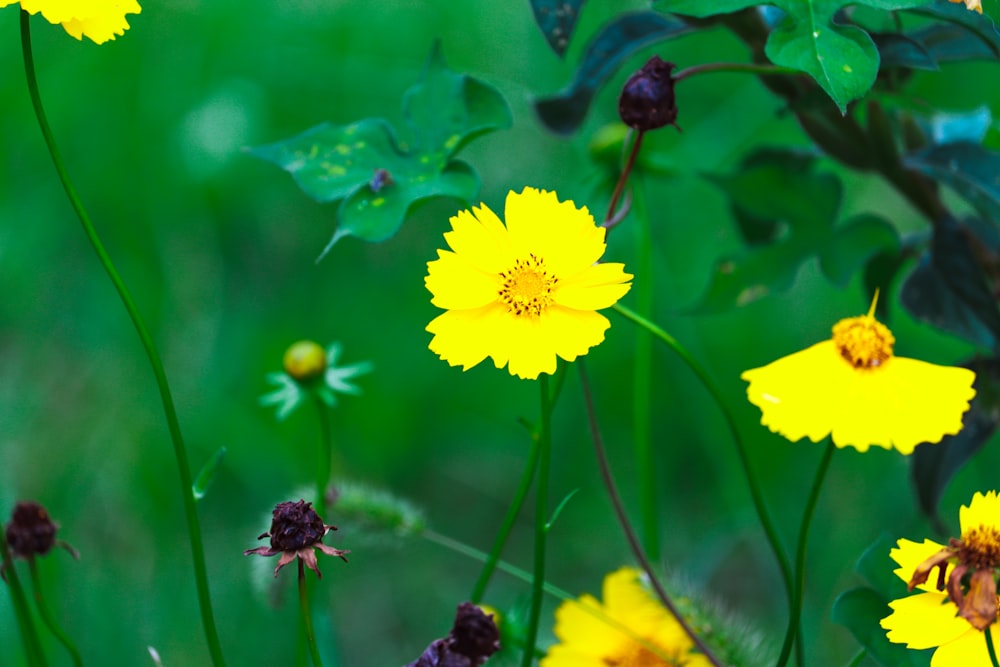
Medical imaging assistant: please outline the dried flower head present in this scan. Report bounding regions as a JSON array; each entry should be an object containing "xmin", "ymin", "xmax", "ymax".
[
  {"xmin": 618, "ymin": 56, "xmax": 678, "ymax": 132},
  {"xmin": 406, "ymin": 602, "xmax": 501, "ymax": 667},
  {"xmin": 2, "ymin": 501, "xmax": 78, "ymax": 579},
  {"xmin": 244, "ymin": 500, "xmax": 349, "ymax": 578}
]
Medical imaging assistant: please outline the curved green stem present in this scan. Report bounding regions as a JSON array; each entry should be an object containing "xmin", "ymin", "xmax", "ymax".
[
  {"xmin": 988, "ymin": 627, "xmax": 1000, "ymax": 667},
  {"xmin": 521, "ymin": 375, "xmax": 553, "ymax": 667},
  {"xmin": 579, "ymin": 362, "xmax": 723, "ymax": 667},
  {"xmin": 611, "ymin": 304, "xmax": 794, "ymax": 600},
  {"xmin": 674, "ymin": 62, "xmax": 798, "ymax": 82},
  {"xmin": 27, "ymin": 558, "xmax": 82, "ymax": 666},
  {"xmin": 298, "ymin": 561, "xmax": 324, "ymax": 667},
  {"xmin": 314, "ymin": 397, "xmax": 334, "ymax": 515},
  {"xmin": 604, "ymin": 130, "xmax": 644, "ymax": 228},
  {"xmin": 776, "ymin": 441, "xmax": 835, "ymax": 667},
  {"xmin": 2, "ymin": 539, "xmax": 47, "ymax": 667},
  {"xmin": 470, "ymin": 425, "xmax": 542, "ymax": 603},
  {"xmin": 19, "ymin": 12, "xmax": 226, "ymax": 666}
]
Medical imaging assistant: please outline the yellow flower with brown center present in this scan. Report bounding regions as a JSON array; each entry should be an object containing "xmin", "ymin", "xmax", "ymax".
[
  {"xmin": 425, "ymin": 187, "xmax": 632, "ymax": 380},
  {"xmin": 3, "ymin": 0, "xmax": 141, "ymax": 44},
  {"xmin": 881, "ymin": 491, "xmax": 1000, "ymax": 664},
  {"xmin": 949, "ymin": 0, "xmax": 983, "ymax": 13},
  {"xmin": 541, "ymin": 568, "xmax": 712, "ymax": 667},
  {"xmin": 741, "ymin": 298, "xmax": 976, "ymax": 453}
]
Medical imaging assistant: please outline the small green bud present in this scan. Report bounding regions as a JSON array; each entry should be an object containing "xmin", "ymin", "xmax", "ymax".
[{"xmin": 283, "ymin": 340, "xmax": 327, "ymax": 382}]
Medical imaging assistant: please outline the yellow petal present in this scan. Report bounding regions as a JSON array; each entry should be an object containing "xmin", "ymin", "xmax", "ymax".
[
  {"xmin": 555, "ymin": 262, "xmax": 632, "ymax": 310},
  {"xmin": 889, "ymin": 538, "xmax": 953, "ymax": 592},
  {"xmin": 881, "ymin": 591, "xmax": 973, "ymax": 649},
  {"xmin": 425, "ymin": 250, "xmax": 499, "ymax": 309},
  {"xmin": 961, "ymin": 491, "xmax": 1000, "ymax": 536},
  {"xmin": 20, "ymin": 0, "xmax": 141, "ymax": 43},
  {"xmin": 930, "ymin": 628, "xmax": 993, "ymax": 666},
  {"xmin": 442, "ymin": 206, "xmax": 512, "ymax": 274},
  {"xmin": 426, "ymin": 306, "xmax": 501, "ymax": 371}
]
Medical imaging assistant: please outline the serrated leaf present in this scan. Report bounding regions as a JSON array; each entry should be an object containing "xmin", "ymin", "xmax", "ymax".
[
  {"xmin": 820, "ymin": 214, "xmax": 900, "ymax": 286},
  {"xmin": 831, "ymin": 588, "xmax": 918, "ymax": 666},
  {"xmin": 692, "ymin": 150, "xmax": 843, "ymax": 312},
  {"xmin": 905, "ymin": 142, "xmax": 1000, "ymax": 227},
  {"xmin": 249, "ymin": 44, "xmax": 510, "ymax": 250},
  {"xmin": 912, "ymin": 358, "xmax": 1000, "ymax": 525},
  {"xmin": 900, "ymin": 217, "xmax": 1000, "ymax": 349},
  {"xmin": 529, "ymin": 0, "xmax": 586, "ymax": 56},
  {"xmin": 658, "ymin": 0, "xmax": 934, "ymax": 112},
  {"xmin": 535, "ymin": 12, "xmax": 694, "ymax": 135},
  {"xmin": 192, "ymin": 447, "xmax": 227, "ymax": 501}
]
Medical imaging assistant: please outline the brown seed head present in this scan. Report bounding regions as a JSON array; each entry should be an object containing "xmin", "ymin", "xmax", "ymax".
[
  {"xmin": 618, "ymin": 56, "xmax": 678, "ymax": 132},
  {"xmin": 450, "ymin": 602, "xmax": 500, "ymax": 660},
  {"xmin": 266, "ymin": 500, "xmax": 332, "ymax": 551},
  {"xmin": 5, "ymin": 501, "xmax": 58, "ymax": 559}
]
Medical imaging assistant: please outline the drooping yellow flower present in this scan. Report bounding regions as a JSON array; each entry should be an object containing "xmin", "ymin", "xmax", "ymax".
[
  {"xmin": 3, "ymin": 0, "xmax": 141, "ymax": 44},
  {"xmin": 949, "ymin": 0, "xmax": 983, "ymax": 13},
  {"xmin": 542, "ymin": 567, "xmax": 712, "ymax": 667},
  {"xmin": 740, "ymin": 297, "xmax": 976, "ymax": 454},
  {"xmin": 881, "ymin": 491, "xmax": 1000, "ymax": 665},
  {"xmin": 425, "ymin": 187, "xmax": 632, "ymax": 380}
]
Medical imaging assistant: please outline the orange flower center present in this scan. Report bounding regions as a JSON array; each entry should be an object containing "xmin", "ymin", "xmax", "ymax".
[
  {"xmin": 831, "ymin": 315, "xmax": 895, "ymax": 368},
  {"xmin": 498, "ymin": 254, "xmax": 557, "ymax": 317},
  {"xmin": 602, "ymin": 640, "xmax": 677, "ymax": 667},
  {"xmin": 961, "ymin": 525, "xmax": 1000, "ymax": 569}
]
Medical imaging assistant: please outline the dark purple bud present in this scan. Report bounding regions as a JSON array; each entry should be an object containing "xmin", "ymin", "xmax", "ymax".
[
  {"xmin": 618, "ymin": 56, "xmax": 678, "ymax": 132},
  {"xmin": 5, "ymin": 501, "xmax": 58, "ymax": 558}
]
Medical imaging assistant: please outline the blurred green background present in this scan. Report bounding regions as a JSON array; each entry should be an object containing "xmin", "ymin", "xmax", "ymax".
[{"xmin": 2, "ymin": 1, "xmax": 999, "ymax": 664}]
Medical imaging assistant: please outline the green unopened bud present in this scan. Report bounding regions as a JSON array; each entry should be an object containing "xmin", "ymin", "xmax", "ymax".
[
  {"xmin": 618, "ymin": 56, "xmax": 678, "ymax": 132},
  {"xmin": 283, "ymin": 340, "xmax": 326, "ymax": 382}
]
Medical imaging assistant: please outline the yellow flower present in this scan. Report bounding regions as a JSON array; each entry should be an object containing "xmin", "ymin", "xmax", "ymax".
[
  {"xmin": 3, "ymin": 0, "xmax": 141, "ymax": 44},
  {"xmin": 949, "ymin": 0, "xmax": 983, "ymax": 13},
  {"xmin": 881, "ymin": 491, "xmax": 1000, "ymax": 665},
  {"xmin": 542, "ymin": 567, "xmax": 712, "ymax": 667},
  {"xmin": 740, "ymin": 298, "xmax": 975, "ymax": 454},
  {"xmin": 425, "ymin": 187, "xmax": 632, "ymax": 380}
]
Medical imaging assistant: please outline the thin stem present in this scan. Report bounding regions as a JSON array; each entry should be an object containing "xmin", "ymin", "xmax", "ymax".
[
  {"xmin": 470, "ymin": 426, "xmax": 543, "ymax": 603},
  {"xmin": 579, "ymin": 362, "xmax": 723, "ymax": 667},
  {"xmin": 673, "ymin": 62, "xmax": 798, "ymax": 82},
  {"xmin": 611, "ymin": 304, "xmax": 794, "ymax": 601},
  {"xmin": 776, "ymin": 441, "xmax": 835, "ymax": 667},
  {"xmin": 27, "ymin": 558, "xmax": 82, "ymax": 666},
  {"xmin": 298, "ymin": 561, "xmax": 324, "ymax": 667},
  {"xmin": 630, "ymin": 176, "xmax": 658, "ymax": 562},
  {"xmin": 19, "ymin": 13, "xmax": 226, "ymax": 666},
  {"xmin": 845, "ymin": 649, "xmax": 866, "ymax": 667},
  {"xmin": 604, "ymin": 131, "xmax": 644, "ymax": 229},
  {"xmin": 988, "ymin": 626, "xmax": 1000, "ymax": 667},
  {"xmin": 2, "ymin": 540, "xmax": 47, "ymax": 667},
  {"xmin": 520, "ymin": 375, "xmax": 553, "ymax": 667},
  {"xmin": 314, "ymin": 397, "xmax": 334, "ymax": 515}
]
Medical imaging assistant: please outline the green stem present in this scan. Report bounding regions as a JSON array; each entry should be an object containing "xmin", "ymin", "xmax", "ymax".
[
  {"xmin": 314, "ymin": 397, "xmax": 334, "ymax": 515},
  {"xmin": 630, "ymin": 177, "xmax": 657, "ymax": 562},
  {"xmin": 988, "ymin": 627, "xmax": 1000, "ymax": 667},
  {"xmin": 298, "ymin": 560, "xmax": 324, "ymax": 667},
  {"xmin": 27, "ymin": 558, "xmax": 82, "ymax": 666},
  {"xmin": 2, "ymin": 540, "xmax": 47, "ymax": 667},
  {"xmin": 604, "ymin": 131, "xmax": 644, "ymax": 228},
  {"xmin": 776, "ymin": 441, "xmax": 835, "ymax": 667},
  {"xmin": 470, "ymin": 425, "xmax": 543, "ymax": 603},
  {"xmin": 520, "ymin": 375, "xmax": 553, "ymax": 667},
  {"xmin": 845, "ymin": 649, "xmax": 866, "ymax": 667},
  {"xmin": 673, "ymin": 62, "xmax": 798, "ymax": 82},
  {"xmin": 579, "ymin": 362, "xmax": 723, "ymax": 667},
  {"xmin": 611, "ymin": 304, "xmax": 794, "ymax": 601},
  {"xmin": 19, "ymin": 12, "xmax": 226, "ymax": 666}
]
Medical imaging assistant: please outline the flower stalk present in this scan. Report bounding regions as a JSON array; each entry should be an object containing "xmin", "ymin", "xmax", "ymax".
[
  {"xmin": 19, "ymin": 13, "xmax": 226, "ymax": 666},
  {"xmin": 1, "ymin": 537, "xmax": 47, "ymax": 667},
  {"xmin": 27, "ymin": 558, "xmax": 82, "ymax": 666},
  {"xmin": 988, "ymin": 627, "xmax": 1000, "ymax": 667},
  {"xmin": 298, "ymin": 560, "xmax": 324, "ymax": 667}
]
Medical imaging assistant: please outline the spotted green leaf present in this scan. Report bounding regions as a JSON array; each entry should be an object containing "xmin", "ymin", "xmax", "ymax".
[
  {"xmin": 249, "ymin": 43, "xmax": 510, "ymax": 253},
  {"xmin": 657, "ymin": 0, "xmax": 934, "ymax": 112}
]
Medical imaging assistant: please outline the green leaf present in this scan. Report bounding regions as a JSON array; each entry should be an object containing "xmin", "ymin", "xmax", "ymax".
[
  {"xmin": 192, "ymin": 447, "xmax": 227, "ymax": 502},
  {"xmin": 529, "ymin": 0, "xmax": 586, "ymax": 56},
  {"xmin": 820, "ymin": 214, "xmax": 900, "ymax": 286},
  {"xmin": 534, "ymin": 12, "xmax": 694, "ymax": 135},
  {"xmin": 911, "ymin": 358, "xmax": 1000, "ymax": 527},
  {"xmin": 831, "ymin": 588, "xmax": 918, "ymax": 666},
  {"xmin": 658, "ymin": 0, "xmax": 934, "ymax": 112},
  {"xmin": 692, "ymin": 149, "xmax": 843, "ymax": 312},
  {"xmin": 905, "ymin": 142, "xmax": 1000, "ymax": 228},
  {"xmin": 249, "ymin": 44, "xmax": 510, "ymax": 251},
  {"xmin": 907, "ymin": 1, "xmax": 1000, "ymax": 62},
  {"xmin": 872, "ymin": 31, "xmax": 939, "ymax": 70},
  {"xmin": 855, "ymin": 533, "xmax": 905, "ymax": 597}
]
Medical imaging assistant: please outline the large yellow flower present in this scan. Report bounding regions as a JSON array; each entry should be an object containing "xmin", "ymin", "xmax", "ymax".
[
  {"xmin": 425, "ymin": 187, "xmax": 632, "ymax": 380},
  {"xmin": 3, "ymin": 0, "xmax": 141, "ymax": 44},
  {"xmin": 740, "ymin": 299, "xmax": 975, "ymax": 454},
  {"xmin": 542, "ymin": 567, "xmax": 712, "ymax": 667},
  {"xmin": 881, "ymin": 491, "xmax": 1000, "ymax": 665}
]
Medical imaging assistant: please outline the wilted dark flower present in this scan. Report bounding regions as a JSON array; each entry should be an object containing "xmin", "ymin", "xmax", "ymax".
[
  {"xmin": 406, "ymin": 602, "xmax": 501, "ymax": 667},
  {"xmin": 244, "ymin": 500, "xmax": 349, "ymax": 578},
  {"xmin": 2, "ymin": 501, "xmax": 78, "ymax": 579},
  {"xmin": 618, "ymin": 55, "xmax": 678, "ymax": 132}
]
